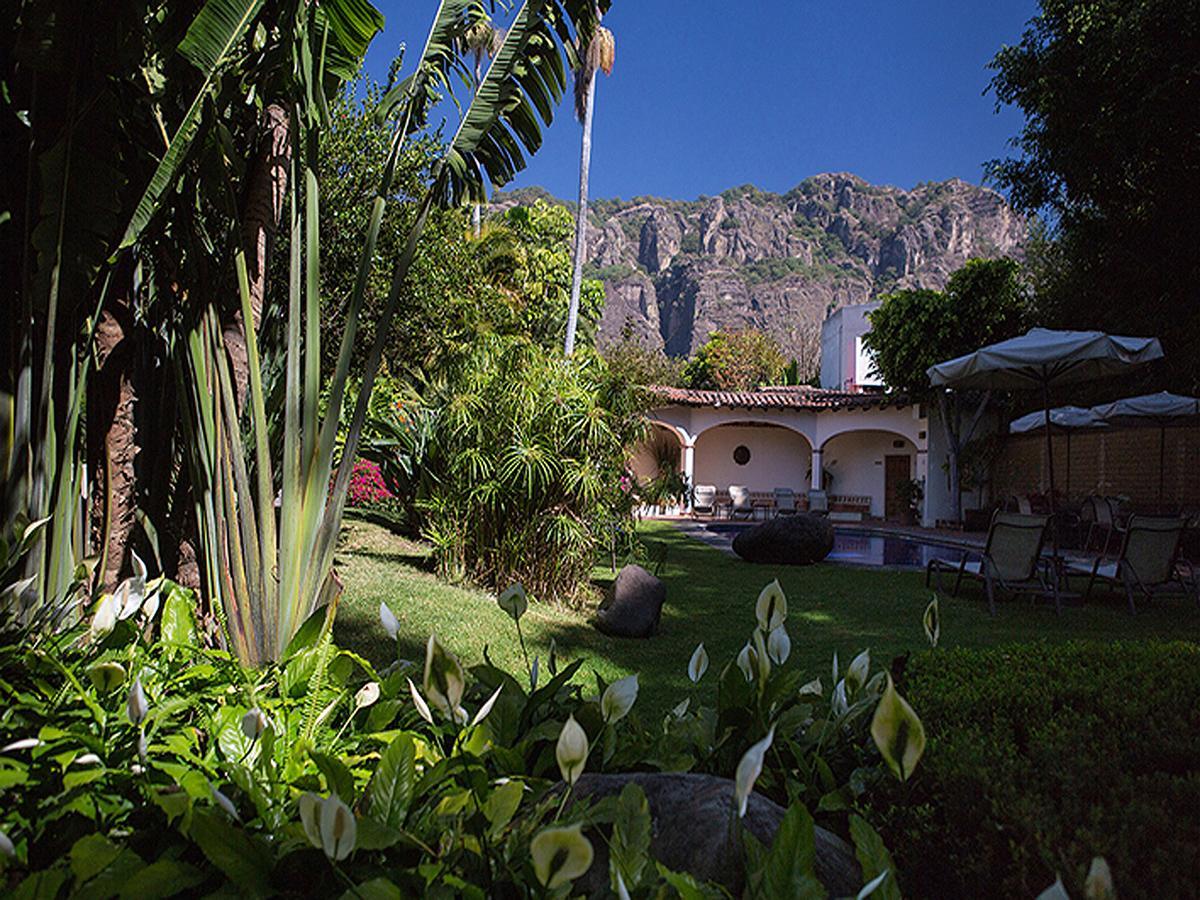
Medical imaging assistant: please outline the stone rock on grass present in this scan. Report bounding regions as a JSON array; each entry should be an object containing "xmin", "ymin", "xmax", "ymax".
[
  {"xmin": 732, "ymin": 513, "xmax": 834, "ymax": 565},
  {"xmin": 594, "ymin": 564, "xmax": 665, "ymax": 638},
  {"xmin": 569, "ymin": 772, "xmax": 862, "ymax": 896}
]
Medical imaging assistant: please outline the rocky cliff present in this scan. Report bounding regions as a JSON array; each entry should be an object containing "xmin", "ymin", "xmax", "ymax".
[{"xmin": 494, "ymin": 173, "xmax": 1025, "ymax": 369}]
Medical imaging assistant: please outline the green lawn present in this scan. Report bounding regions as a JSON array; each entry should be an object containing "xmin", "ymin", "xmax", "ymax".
[{"xmin": 334, "ymin": 515, "xmax": 1200, "ymax": 716}]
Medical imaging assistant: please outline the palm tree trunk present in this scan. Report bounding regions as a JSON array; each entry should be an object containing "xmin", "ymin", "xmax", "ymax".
[
  {"xmin": 564, "ymin": 69, "xmax": 596, "ymax": 357},
  {"xmin": 87, "ymin": 262, "xmax": 137, "ymax": 591},
  {"xmin": 223, "ymin": 103, "xmax": 290, "ymax": 410}
]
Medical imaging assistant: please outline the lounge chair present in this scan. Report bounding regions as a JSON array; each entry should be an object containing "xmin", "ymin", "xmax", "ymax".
[
  {"xmin": 691, "ymin": 484, "xmax": 717, "ymax": 518},
  {"xmin": 728, "ymin": 485, "xmax": 753, "ymax": 521},
  {"xmin": 1081, "ymin": 495, "xmax": 1124, "ymax": 554},
  {"xmin": 1066, "ymin": 515, "xmax": 1196, "ymax": 614},
  {"xmin": 773, "ymin": 487, "xmax": 798, "ymax": 516},
  {"xmin": 807, "ymin": 489, "xmax": 829, "ymax": 516},
  {"xmin": 925, "ymin": 511, "xmax": 1057, "ymax": 615}
]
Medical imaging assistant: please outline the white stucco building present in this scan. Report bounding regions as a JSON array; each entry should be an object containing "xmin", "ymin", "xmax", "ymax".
[{"xmin": 633, "ymin": 304, "xmax": 958, "ymax": 525}]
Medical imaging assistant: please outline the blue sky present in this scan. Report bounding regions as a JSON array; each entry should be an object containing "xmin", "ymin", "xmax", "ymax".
[{"xmin": 364, "ymin": 1, "xmax": 1040, "ymax": 201}]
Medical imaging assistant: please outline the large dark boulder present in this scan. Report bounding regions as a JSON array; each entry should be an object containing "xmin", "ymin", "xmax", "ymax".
[
  {"xmin": 732, "ymin": 513, "xmax": 835, "ymax": 565},
  {"xmin": 569, "ymin": 773, "xmax": 862, "ymax": 896},
  {"xmin": 594, "ymin": 564, "xmax": 665, "ymax": 638}
]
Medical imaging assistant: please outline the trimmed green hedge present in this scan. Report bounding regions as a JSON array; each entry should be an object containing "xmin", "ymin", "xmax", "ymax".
[{"xmin": 868, "ymin": 641, "xmax": 1200, "ymax": 899}]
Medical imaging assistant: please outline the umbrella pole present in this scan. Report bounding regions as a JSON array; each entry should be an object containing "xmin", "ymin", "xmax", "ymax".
[
  {"xmin": 1159, "ymin": 426, "xmax": 1166, "ymax": 513},
  {"xmin": 1043, "ymin": 380, "xmax": 1060, "ymax": 562}
]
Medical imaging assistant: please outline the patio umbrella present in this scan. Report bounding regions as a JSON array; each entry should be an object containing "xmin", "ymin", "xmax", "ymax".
[
  {"xmin": 1091, "ymin": 391, "xmax": 1200, "ymax": 510},
  {"xmin": 1008, "ymin": 406, "xmax": 1106, "ymax": 498},
  {"xmin": 928, "ymin": 328, "xmax": 1163, "ymax": 556}
]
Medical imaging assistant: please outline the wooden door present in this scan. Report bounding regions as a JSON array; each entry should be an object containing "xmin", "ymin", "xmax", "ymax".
[{"xmin": 884, "ymin": 455, "xmax": 912, "ymax": 521}]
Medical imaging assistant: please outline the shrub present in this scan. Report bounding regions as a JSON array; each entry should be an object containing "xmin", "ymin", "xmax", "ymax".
[
  {"xmin": 399, "ymin": 336, "xmax": 648, "ymax": 603},
  {"xmin": 346, "ymin": 459, "xmax": 394, "ymax": 507},
  {"xmin": 866, "ymin": 641, "xmax": 1200, "ymax": 899}
]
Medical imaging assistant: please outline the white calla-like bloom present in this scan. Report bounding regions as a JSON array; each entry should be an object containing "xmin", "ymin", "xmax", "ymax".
[
  {"xmin": 126, "ymin": 677, "xmax": 148, "ymax": 725},
  {"xmin": 423, "ymin": 634, "xmax": 466, "ymax": 720},
  {"xmin": 555, "ymin": 715, "xmax": 589, "ymax": 786},
  {"xmin": 672, "ymin": 698, "xmax": 690, "ymax": 718},
  {"xmin": 497, "ymin": 583, "xmax": 528, "ymax": 622},
  {"xmin": 736, "ymin": 642, "xmax": 755, "ymax": 682},
  {"xmin": 755, "ymin": 580, "xmax": 787, "ymax": 632},
  {"xmin": 73, "ymin": 753, "xmax": 102, "ymax": 767},
  {"xmin": 734, "ymin": 725, "xmax": 776, "ymax": 817},
  {"xmin": 211, "ymin": 786, "xmax": 239, "ymax": 820},
  {"xmin": 407, "ymin": 678, "xmax": 434, "ymax": 724},
  {"xmin": 687, "ymin": 643, "xmax": 708, "ymax": 683},
  {"xmin": 846, "ymin": 649, "xmax": 871, "ymax": 694},
  {"xmin": 767, "ymin": 625, "xmax": 791, "ymax": 665},
  {"xmin": 531, "ymin": 824, "xmax": 594, "ymax": 889},
  {"xmin": 319, "ymin": 794, "xmax": 357, "ymax": 861},
  {"xmin": 601, "ymin": 675, "xmax": 638, "ymax": 725},
  {"xmin": 379, "ymin": 602, "xmax": 400, "ymax": 640},
  {"xmin": 470, "ymin": 685, "xmax": 504, "ymax": 727},
  {"xmin": 91, "ymin": 594, "xmax": 118, "ymax": 637},
  {"xmin": 798, "ymin": 677, "xmax": 823, "ymax": 699},
  {"xmin": 354, "ymin": 682, "xmax": 381, "ymax": 710},
  {"xmin": 1, "ymin": 738, "xmax": 42, "ymax": 753},
  {"xmin": 298, "ymin": 792, "xmax": 323, "ymax": 848},
  {"xmin": 0, "ymin": 827, "xmax": 13, "ymax": 859},
  {"xmin": 241, "ymin": 707, "xmax": 268, "ymax": 741}
]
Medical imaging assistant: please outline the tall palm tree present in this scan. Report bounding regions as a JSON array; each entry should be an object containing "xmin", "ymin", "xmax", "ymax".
[
  {"xmin": 563, "ymin": 14, "xmax": 614, "ymax": 356},
  {"xmin": 461, "ymin": 18, "xmax": 505, "ymax": 237}
]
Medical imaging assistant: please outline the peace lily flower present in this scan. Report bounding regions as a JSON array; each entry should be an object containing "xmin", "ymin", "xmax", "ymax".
[
  {"xmin": 299, "ymin": 793, "xmax": 357, "ymax": 860},
  {"xmin": 616, "ymin": 869, "xmax": 632, "ymax": 900},
  {"xmin": 831, "ymin": 680, "xmax": 849, "ymax": 717},
  {"xmin": 530, "ymin": 823, "xmax": 594, "ymax": 889},
  {"xmin": 736, "ymin": 642, "xmax": 754, "ymax": 682},
  {"xmin": 497, "ymin": 583, "xmax": 528, "ymax": 622},
  {"xmin": 1085, "ymin": 856, "xmax": 1115, "ymax": 900},
  {"xmin": 87, "ymin": 661, "xmax": 126, "ymax": 692},
  {"xmin": 354, "ymin": 682, "xmax": 381, "ymax": 710},
  {"xmin": 126, "ymin": 677, "xmax": 148, "ymax": 725},
  {"xmin": 137, "ymin": 731, "xmax": 148, "ymax": 764},
  {"xmin": 923, "ymin": 595, "xmax": 940, "ymax": 648},
  {"xmin": 734, "ymin": 725, "xmax": 776, "ymax": 817},
  {"xmin": 555, "ymin": 715, "xmax": 589, "ymax": 786},
  {"xmin": 72, "ymin": 753, "xmax": 102, "ymax": 767},
  {"xmin": 798, "ymin": 677, "xmax": 823, "ymax": 699},
  {"xmin": 672, "ymin": 698, "xmax": 690, "ymax": 718},
  {"xmin": 2, "ymin": 738, "xmax": 42, "ymax": 753},
  {"xmin": 0, "ymin": 827, "xmax": 12, "ymax": 859},
  {"xmin": 755, "ymin": 580, "xmax": 787, "ymax": 632},
  {"xmin": 870, "ymin": 673, "xmax": 926, "ymax": 781},
  {"xmin": 241, "ymin": 707, "xmax": 268, "ymax": 741},
  {"xmin": 687, "ymin": 643, "xmax": 708, "ymax": 683},
  {"xmin": 530, "ymin": 655, "xmax": 539, "ymax": 691},
  {"xmin": 90, "ymin": 594, "xmax": 118, "ymax": 637},
  {"xmin": 846, "ymin": 649, "xmax": 871, "ymax": 694},
  {"xmin": 423, "ymin": 634, "xmax": 466, "ymax": 722},
  {"xmin": 858, "ymin": 869, "xmax": 891, "ymax": 899},
  {"xmin": 211, "ymin": 786, "xmax": 239, "ymax": 820},
  {"xmin": 379, "ymin": 602, "xmax": 400, "ymax": 640},
  {"xmin": 767, "ymin": 625, "xmax": 791, "ymax": 665},
  {"xmin": 407, "ymin": 678, "xmax": 434, "ymax": 725},
  {"xmin": 601, "ymin": 675, "xmax": 638, "ymax": 725},
  {"xmin": 470, "ymin": 685, "xmax": 503, "ymax": 727}
]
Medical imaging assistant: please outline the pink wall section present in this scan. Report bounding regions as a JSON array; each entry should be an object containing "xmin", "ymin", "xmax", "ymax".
[{"xmin": 693, "ymin": 424, "xmax": 811, "ymax": 493}]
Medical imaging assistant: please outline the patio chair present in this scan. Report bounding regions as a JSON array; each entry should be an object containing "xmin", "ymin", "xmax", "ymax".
[
  {"xmin": 773, "ymin": 487, "xmax": 798, "ymax": 516},
  {"xmin": 728, "ymin": 485, "xmax": 754, "ymax": 521},
  {"xmin": 925, "ymin": 511, "xmax": 1057, "ymax": 615},
  {"xmin": 1066, "ymin": 515, "xmax": 1196, "ymax": 614},
  {"xmin": 691, "ymin": 484, "xmax": 717, "ymax": 518},
  {"xmin": 807, "ymin": 489, "xmax": 829, "ymax": 516},
  {"xmin": 1081, "ymin": 495, "xmax": 1124, "ymax": 554}
]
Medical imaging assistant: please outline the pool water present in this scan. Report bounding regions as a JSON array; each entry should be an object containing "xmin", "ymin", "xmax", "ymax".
[
  {"xmin": 702, "ymin": 522, "xmax": 973, "ymax": 569},
  {"xmin": 829, "ymin": 530, "xmax": 971, "ymax": 568}
]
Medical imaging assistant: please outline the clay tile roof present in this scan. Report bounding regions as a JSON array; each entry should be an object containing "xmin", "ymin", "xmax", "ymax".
[{"xmin": 646, "ymin": 384, "xmax": 911, "ymax": 411}]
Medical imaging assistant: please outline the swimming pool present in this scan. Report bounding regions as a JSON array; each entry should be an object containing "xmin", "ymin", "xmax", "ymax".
[{"xmin": 701, "ymin": 522, "xmax": 975, "ymax": 569}]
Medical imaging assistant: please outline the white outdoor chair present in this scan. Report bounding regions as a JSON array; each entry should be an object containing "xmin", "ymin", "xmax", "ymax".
[
  {"xmin": 691, "ymin": 484, "xmax": 717, "ymax": 518},
  {"xmin": 773, "ymin": 487, "xmax": 798, "ymax": 516},
  {"xmin": 728, "ymin": 485, "xmax": 753, "ymax": 521}
]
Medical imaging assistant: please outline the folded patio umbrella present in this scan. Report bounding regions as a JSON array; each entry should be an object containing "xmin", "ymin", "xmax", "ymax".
[
  {"xmin": 928, "ymin": 328, "xmax": 1163, "ymax": 555},
  {"xmin": 1091, "ymin": 391, "xmax": 1200, "ymax": 510},
  {"xmin": 1009, "ymin": 406, "xmax": 1106, "ymax": 497}
]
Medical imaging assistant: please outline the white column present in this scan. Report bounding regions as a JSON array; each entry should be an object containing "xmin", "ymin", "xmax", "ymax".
[
  {"xmin": 683, "ymin": 441, "xmax": 695, "ymax": 511},
  {"xmin": 810, "ymin": 448, "xmax": 823, "ymax": 490}
]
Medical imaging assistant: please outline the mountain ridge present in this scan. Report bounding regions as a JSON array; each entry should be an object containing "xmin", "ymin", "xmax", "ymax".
[{"xmin": 494, "ymin": 172, "xmax": 1025, "ymax": 371}]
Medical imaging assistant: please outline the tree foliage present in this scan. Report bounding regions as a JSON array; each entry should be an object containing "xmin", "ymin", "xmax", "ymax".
[
  {"xmin": 864, "ymin": 258, "xmax": 1031, "ymax": 394},
  {"xmin": 987, "ymin": 0, "xmax": 1200, "ymax": 391},
  {"xmin": 683, "ymin": 329, "xmax": 787, "ymax": 391}
]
